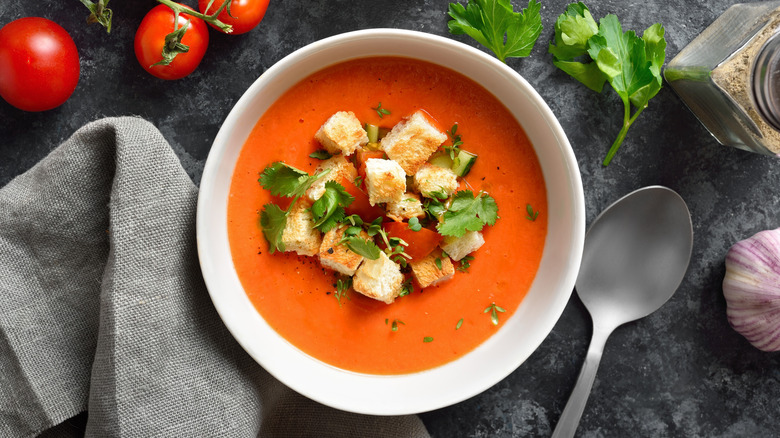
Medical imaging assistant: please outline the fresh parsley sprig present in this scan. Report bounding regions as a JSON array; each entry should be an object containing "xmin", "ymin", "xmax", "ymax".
[
  {"xmin": 258, "ymin": 162, "xmax": 330, "ymax": 253},
  {"xmin": 447, "ymin": 0, "xmax": 544, "ymax": 63},
  {"xmin": 549, "ymin": 2, "xmax": 666, "ymax": 165},
  {"xmin": 311, "ymin": 181, "xmax": 354, "ymax": 232},
  {"xmin": 436, "ymin": 190, "xmax": 498, "ymax": 237}
]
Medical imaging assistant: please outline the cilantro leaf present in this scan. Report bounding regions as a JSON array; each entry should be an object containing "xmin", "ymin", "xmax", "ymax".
[
  {"xmin": 309, "ymin": 149, "xmax": 332, "ymax": 160},
  {"xmin": 311, "ymin": 181, "xmax": 354, "ymax": 232},
  {"xmin": 343, "ymin": 236, "xmax": 381, "ymax": 260},
  {"xmin": 259, "ymin": 204, "xmax": 288, "ymax": 254},
  {"xmin": 259, "ymin": 162, "xmax": 329, "ymax": 198},
  {"xmin": 448, "ymin": 0, "xmax": 543, "ymax": 63},
  {"xmin": 437, "ymin": 191, "xmax": 498, "ymax": 237},
  {"xmin": 549, "ymin": 2, "xmax": 666, "ymax": 166}
]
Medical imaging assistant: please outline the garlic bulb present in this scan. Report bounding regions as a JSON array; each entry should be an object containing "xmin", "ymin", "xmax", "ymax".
[{"xmin": 723, "ymin": 228, "xmax": 780, "ymax": 352}]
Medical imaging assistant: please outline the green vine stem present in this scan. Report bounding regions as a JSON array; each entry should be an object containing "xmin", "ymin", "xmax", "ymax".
[
  {"xmin": 156, "ymin": 0, "xmax": 234, "ymax": 34},
  {"xmin": 80, "ymin": 0, "xmax": 113, "ymax": 33}
]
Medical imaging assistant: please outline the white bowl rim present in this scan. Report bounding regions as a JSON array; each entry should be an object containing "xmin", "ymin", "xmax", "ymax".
[{"xmin": 197, "ymin": 28, "xmax": 585, "ymax": 415}]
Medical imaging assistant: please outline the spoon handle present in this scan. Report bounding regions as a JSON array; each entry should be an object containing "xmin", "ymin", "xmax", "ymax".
[{"xmin": 551, "ymin": 325, "xmax": 611, "ymax": 438}]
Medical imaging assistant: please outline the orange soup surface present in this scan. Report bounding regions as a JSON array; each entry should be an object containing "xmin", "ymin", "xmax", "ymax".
[{"xmin": 228, "ymin": 57, "xmax": 547, "ymax": 374}]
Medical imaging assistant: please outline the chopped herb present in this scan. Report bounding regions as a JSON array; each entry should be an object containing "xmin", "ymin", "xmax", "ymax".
[
  {"xmin": 353, "ymin": 175, "xmax": 364, "ymax": 188},
  {"xmin": 447, "ymin": 0, "xmax": 544, "ymax": 63},
  {"xmin": 423, "ymin": 197, "xmax": 447, "ymax": 221},
  {"xmin": 343, "ymin": 214, "xmax": 363, "ymax": 227},
  {"xmin": 444, "ymin": 124, "xmax": 464, "ymax": 160},
  {"xmin": 457, "ymin": 255, "xmax": 475, "ymax": 272},
  {"xmin": 342, "ymin": 236, "xmax": 381, "ymax": 260},
  {"xmin": 372, "ymin": 102, "xmax": 391, "ymax": 118},
  {"xmin": 437, "ymin": 190, "xmax": 498, "ymax": 237},
  {"xmin": 526, "ymin": 204, "xmax": 539, "ymax": 221},
  {"xmin": 309, "ymin": 149, "xmax": 332, "ymax": 160},
  {"xmin": 435, "ymin": 257, "xmax": 443, "ymax": 270},
  {"xmin": 423, "ymin": 336, "xmax": 434, "ymax": 343},
  {"xmin": 484, "ymin": 302, "xmax": 506, "ymax": 325},
  {"xmin": 408, "ymin": 217, "xmax": 422, "ymax": 232},
  {"xmin": 385, "ymin": 318, "xmax": 406, "ymax": 331},
  {"xmin": 311, "ymin": 181, "xmax": 354, "ymax": 232},
  {"xmin": 456, "ymin": 318, "xmax": 464, "ymax": 330},
  {"xmin": 334, "ymin": 276, "xmax": 352, "ymax": 307},
  {"xmin": 398, "ymin": 278, "xmax": 414, "ymax": 297}
]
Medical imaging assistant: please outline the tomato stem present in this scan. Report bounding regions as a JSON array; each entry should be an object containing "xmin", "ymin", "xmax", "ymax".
[
  {"xmin": 80, "ymin": 0, "xmax": 113, "ymax": 33},
  {"xmin": 155, "ymin": 0, "xmax": 234, "ymax": 33}
]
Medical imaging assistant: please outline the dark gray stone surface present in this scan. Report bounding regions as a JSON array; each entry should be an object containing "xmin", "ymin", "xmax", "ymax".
[{"xmin": 2, "ymin": 1, "xmax": 779, "ymax": 437}]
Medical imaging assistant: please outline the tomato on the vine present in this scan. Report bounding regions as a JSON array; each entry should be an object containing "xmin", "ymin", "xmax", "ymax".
[
  {"xmin": 134, "ymin": 4, "xmax": 209, "ymax": 80},
  {"xmin": 0, "ymin": 17, "xmax": 80, "ymax": 112},
  {"xmin": 198, "ymin": 0, "xmax": 269, "ymax": 35}
]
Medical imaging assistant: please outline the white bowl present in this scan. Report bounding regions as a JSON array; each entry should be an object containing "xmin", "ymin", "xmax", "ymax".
[{"xmin": 197, "ymin": 29, "xmax": 585, "ymax": 415}]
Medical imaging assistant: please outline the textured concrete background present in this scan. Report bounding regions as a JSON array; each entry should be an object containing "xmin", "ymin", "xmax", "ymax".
[{"xmin": 2, "ymin": 1, "xmax": 780, "ymax": 437}]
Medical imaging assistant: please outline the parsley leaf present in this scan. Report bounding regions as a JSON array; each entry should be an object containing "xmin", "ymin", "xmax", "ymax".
[
  {"xmin": 447, "ymin": 0, "xmax": 543, "ymax": 63},
  {"xmin": 311, "ymin": 181, "xmax": 354, "ymax": 232},
  {"xmin": 259, "ymin": 162, "xmax": 329, "ymax": 198},
  {"xmin": 343, "ymin": 236, "xmax": 382, "ymax": 260},
  {"xmin": 549, "ymin": 2, "xmax": 666, "ymax": 165},
  {"xmin": 437, "ymin": 190, "xmax": 498, "ymax": 237},
  {"xmin": 309, "ymin": 149, "xmax": 332, "ymax": 160},
  {"xmin": 259, "ymin": 204, "xmax": 288, "ymax": 254}
]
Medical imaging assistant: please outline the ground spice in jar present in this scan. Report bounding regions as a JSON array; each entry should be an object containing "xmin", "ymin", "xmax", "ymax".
[{"xmin": 711, "ymin": 9, "xmax": 780, "ymax": 153}]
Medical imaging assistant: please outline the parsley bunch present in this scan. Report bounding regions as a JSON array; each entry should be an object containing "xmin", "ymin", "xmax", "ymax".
[
  {"xmin": 549, "ymin": 2, "xmax": 666, "ymax": 166},
  {"xmin": 447, "ymin": 0, "xmax": 543, "ymax": 63}
]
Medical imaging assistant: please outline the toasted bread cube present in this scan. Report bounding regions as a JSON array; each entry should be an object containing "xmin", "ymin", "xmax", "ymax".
[
  {"xmin": 413, "ymin": 163, "xmax": 458, "ymax": 199},
  {"xmin": 315, "ymin": 111, "xmax": 368, "ymax": 156},
  {"xmin": 380, "ymin": 111, "xmax": 447, "ymax": 175},
  {"xmin": 440, "ymin": 230, "xmax": 485, "ymax": 261},
  {"xmin": 364, "ymin": 158, "xmax": 406, "ymax": 206},
  {"xmin": 386, "ymin": 192, "xmax": 425, "ymax": 222},
  {"xmin": 410, "ymin": 249, "xmax": 454, "ymax": 288},
  {"xmin": 306, "ymin": 155, "xmax": 358, "ymax": 202},
  {"xmin": 353, "ymin": 251, "xmax": 404, "ymax": 304},
  {"xmin": 281, "ymin": 198, "xmax": 322, "ymax": 256},
  {"xmin": 318, "ymin": 225, "xmax": 367, "ymax": 276}
]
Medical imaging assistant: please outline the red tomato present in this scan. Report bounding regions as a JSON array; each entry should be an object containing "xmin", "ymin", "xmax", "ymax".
[
  {"xmin": 355, "ymin": 150, "xmax": 385, "ymax": 181},
  {"xmin": 134, "ymin": 5, "xmax": 209, "ymax": 80},
  {"xmin": 0, "ymin": 17, "xmax": 79, "ymax": 112},
  {"xmin": 198, "ymin": 0, "xmax": 269, "ymax": 35},
  {"xmin": 384, "ymin": 221, "xmax": 442, "ymax": 261},
  {"xmin": 335, "ymin": 176, "xmax": 384, "ymax": 222}
]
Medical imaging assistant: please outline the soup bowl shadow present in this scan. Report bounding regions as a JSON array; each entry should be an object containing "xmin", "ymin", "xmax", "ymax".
[{"xmin": 196, "ymin": 28, "xmax": 585, "ymax": 415}]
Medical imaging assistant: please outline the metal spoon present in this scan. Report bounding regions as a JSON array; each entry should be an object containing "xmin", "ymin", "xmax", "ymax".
[{"xmin": 551, "ymin": 186, "xmax": 693, "ymax": 438}]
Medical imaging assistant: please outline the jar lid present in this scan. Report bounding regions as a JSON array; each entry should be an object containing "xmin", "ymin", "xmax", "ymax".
[{"xmin": 753, "ymin": 31, "xmax": 780, "ymax": 131}]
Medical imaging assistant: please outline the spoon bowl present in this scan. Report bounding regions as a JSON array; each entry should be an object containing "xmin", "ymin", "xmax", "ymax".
[{"xmin": 552, "ymin": 186, "xmax": 693, "ymax": 438}]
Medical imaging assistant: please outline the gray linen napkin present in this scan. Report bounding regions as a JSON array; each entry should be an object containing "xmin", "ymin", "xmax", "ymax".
[{"xmin": 0, "ymin": 117, "xmax": 431, "ymax": 438}]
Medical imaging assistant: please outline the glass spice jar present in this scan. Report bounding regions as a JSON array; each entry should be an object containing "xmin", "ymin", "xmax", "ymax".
[{"xmin": 664, "ymin": 1, "xmax": 780, "ymax": 156}]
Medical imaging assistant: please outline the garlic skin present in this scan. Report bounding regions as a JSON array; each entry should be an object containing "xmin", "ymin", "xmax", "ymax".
[{"xmin": 723, "ymin": 228, "xmax": 780, "ymax": 352}]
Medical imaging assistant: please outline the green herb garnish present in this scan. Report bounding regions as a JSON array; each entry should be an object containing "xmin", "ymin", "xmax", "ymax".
[
  {"xmin": 549, "ymin": 2, "xmax": 666, "ymax": 165},
  {"xmin": 437, "ymin": 190, "xmax": 498, "ymax": 237},
  {"xmin": 457, "ymin": 255, "xmax": 475, "ymax": 272},
  {"xmin": 444, "ymin": 124, "xmax": 464, "ymax": 160},
  {"xmin": 372, "ymin": 102, "xmax": 391, "ymax": 118},
  {"xmin": 435, "ymin": 257, "xmax": 443, "ymax": 270},
  {"xmin": 408, "ymin": 217, "xmax": 422, "ymax": 232},
  {"xmin": 526, "ymin": 204, "xmax": 539, "ymax": 221},
  {"xmin": 342, "ymin": 236, "xmax": 382, "ymax": 260},
  {"xmin": 386, "ymin": 318, "xmax": 406, "ymax": 331},
  {"xmin": 334, "ymin": 276, "xmax": 352, "ymax": 307},
  {"xmin": 398, "ymin": 278, "xmax": 414, "ymax": 297},
  {"xmin": 484, "ymin": 302, "xmax": 506, "ymax": 325},
  {"xmin": 423, "ymin": 336, "xmax": 434, "ymax": 343},
  {"xmin": 309, "ymin": 149, "xmax": 332, "ymax": 160},
  {"xmin": 311, "ymin": 181, "xmax": 354, "ymax": 232},
  {"xmin": 447, "ymin": 0, "xmax": 543, "ymax": 63},
  {"xmin": 456, "ymin": 318, "xmax": 464, "ymax": 330}
]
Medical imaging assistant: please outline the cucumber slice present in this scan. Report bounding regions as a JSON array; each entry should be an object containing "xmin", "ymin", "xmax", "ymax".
[
  {"xmin": 452, "ymin": 150, "xmax": 477, "ymax": 177},
  {"xmin": 429, "ymin": 152, "xmax": 454, "ymax": 169},
  {"xmin": 365, "ymin": 123, "xmax": 380, "ymax": 143}
]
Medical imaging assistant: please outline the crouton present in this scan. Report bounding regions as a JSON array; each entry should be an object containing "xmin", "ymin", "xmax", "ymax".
[
  {"xmin": 440, "ymin": 230, "xmax": 484, "ymax": 261},
  {"xmin": 306, "ymin": 155, "xmax": 358, "ymax": 202},
  {"xmin": 410, "ymin": 249, "xmax": 454, "ymax": 288},
  {"xmin": 352, "ymin": 251, "xmax": 404, "ymax": 304},
  {"xmin": 380, "ymin": 111, "xmax": 448, "ymax": 175},
  {"xmin": 413, "ymin": 163, "xmax": 458, "ymax": 199},
  {"xmin": 364, "ymin": 158, "xmax": 406, "ymax": 206},
  {"xmin": 281, "ymin": 198, "xmax": 322, "ymax": 256},
  {"xmin": 386, "ymin": 192, "xmax": 425, "ymax": 222},
  {"xmin": 315, "ymin": 111, "xmax": 368, "ymax": 156},
  {"xmin": 318, "ymin": 225, "xmax": 367, "ymax": 276}
]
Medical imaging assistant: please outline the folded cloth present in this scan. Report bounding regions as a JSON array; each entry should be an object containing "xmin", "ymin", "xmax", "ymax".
[{"xmin": 0, "ymin": 117, "xmax": 430, "ymax": 438}]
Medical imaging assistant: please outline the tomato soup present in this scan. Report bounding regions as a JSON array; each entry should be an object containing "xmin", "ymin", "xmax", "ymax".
[{"xmin": 227, "ymin": 57, "xmax": 547, "ymax": 374}]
